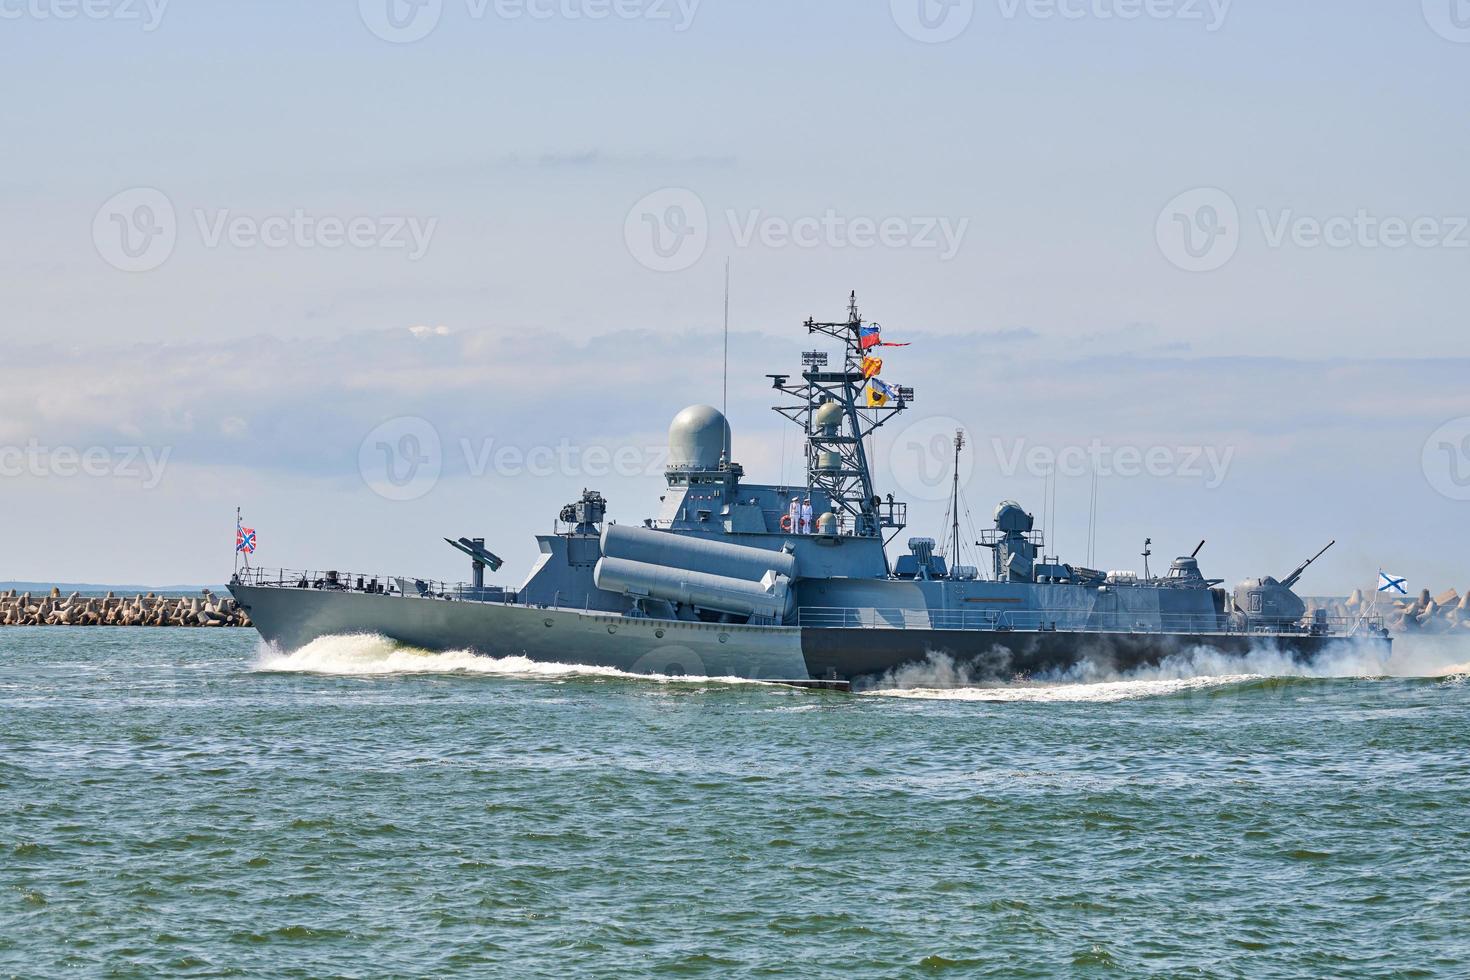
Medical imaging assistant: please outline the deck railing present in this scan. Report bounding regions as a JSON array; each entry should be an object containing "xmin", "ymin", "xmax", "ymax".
[
  {"xmin": 231, "ymin": 567, "xmax": 518, "ymax": 604},
  {"xmin": 796, "ymin": 606, "xmax": 1383, "ymax": 637}
]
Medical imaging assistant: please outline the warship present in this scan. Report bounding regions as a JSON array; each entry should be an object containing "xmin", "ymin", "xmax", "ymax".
[{"xmin": 231, "ymin": 295, "xmax": 1390, "ymax": 688}]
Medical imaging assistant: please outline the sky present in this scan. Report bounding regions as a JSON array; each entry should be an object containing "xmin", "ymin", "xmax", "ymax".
[{"xmin": 1, "ymin": 0, "xmax": 1468, "ymax": 593}]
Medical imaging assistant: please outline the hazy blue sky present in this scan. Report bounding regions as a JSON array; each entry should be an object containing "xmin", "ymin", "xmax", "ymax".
[{"xmin": 2, "ymin": 0, "xmax": 1468, "ymax": 592}]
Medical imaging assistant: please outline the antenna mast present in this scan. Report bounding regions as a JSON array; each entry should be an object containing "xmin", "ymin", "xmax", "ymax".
[
  {"xmin": 722, "ymin": 259, "xmax": 730, "ymax": 418},
  {"xmin": 950, "ymin": 429, "xmax": 965, "ymax": 564},
  {"xmin": 767, "ymin": 292, "xmax": 911, "ymax": 539}
]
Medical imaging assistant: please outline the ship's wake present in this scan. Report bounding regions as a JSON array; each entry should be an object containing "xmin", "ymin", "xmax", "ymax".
[
  {"xmin": 860, "ymin": 634, "xmax": 1470, "ymax": 703},
  {"xmin": 253, "ymin": 632, "xmax": 1469, "ymax": 703},
  {"xmin": 252, "ymin": 633, "xmax": 765, "ymax": 686}
]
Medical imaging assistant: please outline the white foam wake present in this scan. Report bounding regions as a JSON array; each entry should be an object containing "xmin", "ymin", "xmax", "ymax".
[
  {"xmin": 253, "ymin": 633, "xmax": 761, "ymax": 686},
  {"xmin": 862, "ymin": 633, "xmax": 1470, "ymax": 703},
  {"xmin": 867, "ymin": 673, "xmax": 1263, "ymax": 703}
]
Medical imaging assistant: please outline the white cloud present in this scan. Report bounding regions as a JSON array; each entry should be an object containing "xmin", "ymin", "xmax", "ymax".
[{"xmin": 1, "ymin": 326, "xmax": 1467, "ymax": 589}]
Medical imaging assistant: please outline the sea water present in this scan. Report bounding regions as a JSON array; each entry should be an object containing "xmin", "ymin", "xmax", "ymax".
[{"xmin": 2, "ymin": 628, "xmax": 1468, "ymax": 976}]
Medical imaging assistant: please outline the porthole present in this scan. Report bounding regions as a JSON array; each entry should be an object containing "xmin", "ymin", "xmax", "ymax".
[
  {"xmin": 544, "ymin": 619, "xmax": 554, "ymax": 628},
  {"xmin": 655, "ymin": 629, "xmax": 665, "ymax": 638},
  {"xmin": 719, "ymin": 633, "xmax": 730, "ymax": 644},
  {"xmin": 607, "ymin": 625, "xmax": 618, "ymax": 634}
]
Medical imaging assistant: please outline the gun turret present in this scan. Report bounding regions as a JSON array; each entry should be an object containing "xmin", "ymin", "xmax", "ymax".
[
  {"xmin": 1234, "ymin": 540, "xmax": 1336, "ymax": 630},
  {"xmin": 1281, "ymin": 540, "xmax": 1334, "ymax": 591}
]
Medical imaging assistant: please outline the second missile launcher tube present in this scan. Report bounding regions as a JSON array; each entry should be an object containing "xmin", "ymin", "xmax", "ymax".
[{"xmin": 593, "ymin": 558, "xmax": 794, "ymax": 622}]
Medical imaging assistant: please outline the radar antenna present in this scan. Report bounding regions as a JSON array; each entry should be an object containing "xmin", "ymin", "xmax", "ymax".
[{"xmin": 1142, "ymin": 537, "xmax": 1153, "ymax": 580}]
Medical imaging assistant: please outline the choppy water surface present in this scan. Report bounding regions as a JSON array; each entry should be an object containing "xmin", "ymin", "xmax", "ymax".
[{"xmin": 2, "ymin": 629, "xmax": 1468, "ymax": 977}]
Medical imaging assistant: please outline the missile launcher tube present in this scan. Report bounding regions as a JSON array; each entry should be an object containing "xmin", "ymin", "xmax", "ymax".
[{"xmin": 593, "ymin": 557, "xmax": 793, "ymax": 621}]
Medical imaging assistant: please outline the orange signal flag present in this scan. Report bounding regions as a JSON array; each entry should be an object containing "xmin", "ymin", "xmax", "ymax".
[{"xmin": 861, "ymin": 356, "xmax": 883, "ymax": 379}]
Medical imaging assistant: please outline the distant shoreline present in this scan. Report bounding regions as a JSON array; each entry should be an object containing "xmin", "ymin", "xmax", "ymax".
[{"xmin": 0, "ymin": 581, "xmax": 229, "ymax": 594}]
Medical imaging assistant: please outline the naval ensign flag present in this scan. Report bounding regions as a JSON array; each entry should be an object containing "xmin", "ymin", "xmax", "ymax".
[{"xmin": 1377, "ymin": 571, "xmax": 1408, "ymax": 596}]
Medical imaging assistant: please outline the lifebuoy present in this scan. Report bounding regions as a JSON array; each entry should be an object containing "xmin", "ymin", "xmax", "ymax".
[{"xmin": 780, "ymin": 514, "xmax": 795, "ymax": 533}]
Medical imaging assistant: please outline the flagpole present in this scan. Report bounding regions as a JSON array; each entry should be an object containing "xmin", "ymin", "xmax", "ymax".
[{"xmin": 234, "ymin": 506, "xmax": 240, "ymax": 578}]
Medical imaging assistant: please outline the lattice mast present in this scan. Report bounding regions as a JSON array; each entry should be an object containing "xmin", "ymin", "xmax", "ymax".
[{"xmin": 768, "ymin": 292, "xmax": 910, "ymax": 539}]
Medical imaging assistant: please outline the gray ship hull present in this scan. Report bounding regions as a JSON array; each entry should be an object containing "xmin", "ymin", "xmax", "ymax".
[
  {"xmin": 799, "ymin": 626, "xmax": 1390, "ymax": 683},
  {"xmin": 232, "ymin": 585, "xmax": 1389, "ymax": 685},
  {"xmin": 230, "ymin": 584, "xmax": 810, "ymax": 681}
]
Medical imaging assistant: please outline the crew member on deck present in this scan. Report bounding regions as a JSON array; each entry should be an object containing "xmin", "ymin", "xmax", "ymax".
[
  {"xmin": 788, "ymin": 497, "xmax": 800, "ymax": 535},
  {"xmin": 800, "ymin": 497, "xmax": 814, "ymax": 534}
]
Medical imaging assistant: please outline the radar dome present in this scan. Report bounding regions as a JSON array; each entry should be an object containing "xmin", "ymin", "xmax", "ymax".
[
  {"xmin": 668, "ymin": 405, "xmax": 732, "ymax": 470},
  {"xmin": 813, "ymin": 401, "xmax": 844, "ymax": 432}
]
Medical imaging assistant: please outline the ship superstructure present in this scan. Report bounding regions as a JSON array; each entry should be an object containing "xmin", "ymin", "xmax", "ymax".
[{"xmin": 231, "ymin": 295, "xmax": 1389, "ymax": 686}]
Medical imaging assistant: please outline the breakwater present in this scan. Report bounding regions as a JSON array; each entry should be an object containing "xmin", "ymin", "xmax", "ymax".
[
  {"xmin": 1310, "ymin": 587, "xmax": 1470, "ymax": 635},
  {"xmin": 0, "ymin": 589, "xmax": 251, "ymax": 627}
]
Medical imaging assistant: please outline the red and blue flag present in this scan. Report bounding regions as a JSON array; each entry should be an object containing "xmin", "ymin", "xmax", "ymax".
[
  {"xmin": 859, "ymin": 324, "xmax": 910, "ymax": 350},
  {"xmin": 236, "ymin": 525, "xmax": 257, "ymax": 554}
]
